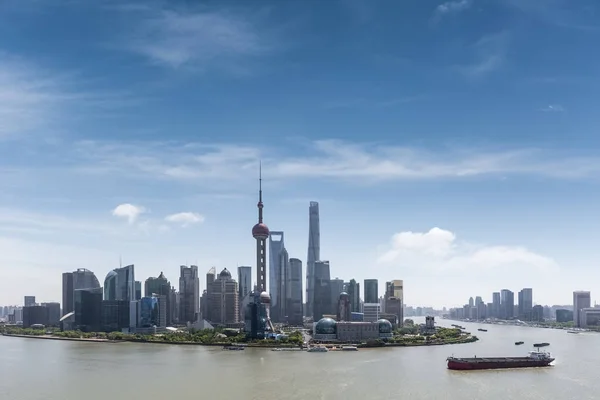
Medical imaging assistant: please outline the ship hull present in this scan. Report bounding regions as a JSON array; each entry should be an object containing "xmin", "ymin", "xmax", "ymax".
[{"xmin": 447, "ymin": 357, "xmax": 554, "ymax": 370}]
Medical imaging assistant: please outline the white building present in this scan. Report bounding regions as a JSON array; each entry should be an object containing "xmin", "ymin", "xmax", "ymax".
[{"xmin": 363, "ymin": 303, "xmax": 381, "ymax": 322}]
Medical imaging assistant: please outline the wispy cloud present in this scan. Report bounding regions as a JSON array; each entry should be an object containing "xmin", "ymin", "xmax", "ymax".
[
  {"xmin": 49, "ymin": 138, "xmax": 600, "ymax": 184},
  {"xmin": 122, "ymin": 6, "xmax": 274, "ymax": 71},
  {"xmin": 456, "ymin": 31, "xmax": 509, "ymax": 78},
  {"xmin": 541, "ymin": 104, "xmax": 565, "ymax": 112},
  {"xmin": 322, "ymin": 95, "xmax": 428, "ymax": 110},
  {"xmin": 432, "ymin": 0, "xmax": 472, "ymax": 22},
  {"xmin": 503, "ymin": 0, "xmax": 600, "ymax": 32},
  {"xmin": 165, "ymin": 212, "xmax": 205, "ymax": 227},
  {"xmin": 0, "ymin": 53, "xmax": 144, "ymax": 138}
]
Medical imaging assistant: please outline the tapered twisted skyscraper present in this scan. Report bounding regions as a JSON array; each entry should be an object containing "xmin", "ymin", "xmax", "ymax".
[{"xmin": 306, "ymin": 201, "xmax": 320, "ymax": 318}]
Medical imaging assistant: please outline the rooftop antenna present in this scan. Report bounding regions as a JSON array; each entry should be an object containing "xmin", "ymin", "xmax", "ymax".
[{"xmin": 119, "ymin": 255, "xmax": 122, "ymax": 268}]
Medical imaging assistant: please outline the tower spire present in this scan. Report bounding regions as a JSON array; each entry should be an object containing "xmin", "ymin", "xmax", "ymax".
[{"xmin": 258, "ymin": 160, "xmax": 264, "ymax": 223}]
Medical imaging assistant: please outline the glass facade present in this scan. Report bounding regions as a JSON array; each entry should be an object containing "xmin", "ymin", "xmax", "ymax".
[
  {"xmin": 74, "ymin": 288, "xmax": 103, "ymax": 332},
  {"xmin": 104, "ymin": 265, "xmax": 135, "ymax": 302},
  {"xmin": 139, "ymin": 296, "xmax": 160, "ymax": 328}
]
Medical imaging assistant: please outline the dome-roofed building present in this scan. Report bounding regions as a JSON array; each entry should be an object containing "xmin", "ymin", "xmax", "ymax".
[
  {"xmin": 313, "ymin": 317, "xmax": 337, "ymax": 340},
  {"xmin": 219, "ymin": 268, "xmax": 232, "ymax": 279},
  {"xmin": 377, "ymin": 319, "xmax": 393, "ymax": 337}
]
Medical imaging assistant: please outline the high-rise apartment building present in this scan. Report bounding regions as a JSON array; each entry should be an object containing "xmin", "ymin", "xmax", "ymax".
[
  {"xmin": 573, "ymin": 291, "xmax": 591, "ymax": 328},
  {"xmin": 518, "ymin": 288, "xmax": 533, "ymax": 320},
  {"xmin": 207, "ymin": 268, "xmax": 239, "ymax": 326},
  {"xmin": 306, "ymin": 201, "xmax": 320, "ymax": 318},
  {"xmin": 313, "ymin": 260, "xmax": 331, "ymax": 321},
  {"xmin": 286, "ymin": 258, "xmax": 303, "ymax": 325},
  {"xmin": 24, "ymin": 296, "xmax": 36, "ymax": 307},
  {"xmin": 500, "ymin": 289, "xmax": 514, "ymax": 319},
  {"xmin": 364, "ymin": 279, "xmax": 378, "ymax": 304},
  {"xmin": 104, "ymin": 265, "xmax": 136, "ymax": 302},
  {"xmin": 347, "ymin": 279, "xmax": 360, "ymax": 313},
  {"xmin": 62, "ymin": 268, "xmax": 101, "ymax": 316},
  {"xmin": 179, "ymin": 265, "xmax": 200, "ymax": 324},
  {"xmin": 145, "ymin": 272, "xmax": 173, "ymax": 325},
  {"xmin": 492, "ymin": 292, "xmax": 500, "ymax": 318}
]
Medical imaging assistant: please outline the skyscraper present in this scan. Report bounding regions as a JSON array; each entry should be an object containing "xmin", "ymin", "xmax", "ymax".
[
  {"xmin": 573, "ymin": 291, "xmax": 591, "ymax": 328},
  {"xmin": 145, "ymin": 272, "xmax": 173, "ymax": 325},
  {"xmin": 492, "ymin": 292, "xmax": 500, "ymax": 318},
  {"xmin": 347, "ymin": 279, "xmax": 360, "ymax": 313},
  {"xmin": 313, "ymin": 260, "xmax": 331, "ymax": 321},
  {"xmin": 329, "ymin": 278, "xmax": 345, "ymax": 314},
  {"xmin": 24, "ymin": 296, "xmax": 36, "ymax": 307},
  {"xmin": 385, "ymin": 280, "xmax": 404, "ymax": 326},
  {"xmin": 207, "ymin": 268, "xmax": 239, "ymax": 325},
  {"xmin": 238, "ymin": 266, "xmax": 252, "ymax": 300},
  {"xmin": 269, "ymin": 231, "xmax": 287, "ymax": 322},
  {"xmin": 518, "ymin": 288, "xmax": 533, "ymax": 320},
  {"xmin": 286, "ymin": 258, "xmax": 303, "ymax": 325},
  {"xmin": 179, "ymin": 265, "xmax": 200, "ymax": 323},
  {"xmin": 62, "ymin": 268, "xmax": 101, "ymax": 316},
  {"xmin": 135, "ymin": 281, "xmax": 142, "ymax": 300},
  {"xmin": 104, "ymin": 265, "xmax": 136, "ymax": 302},
  {"xmin": 238, "ymin": 266, "xmax": 252, "ymax": 322},
  {"xmin": 364, "ymin": 279, "xmax": 378, "ymax": 304},
  {"xmin": 306, "ymin": 201, "xmax": 320, "ymax": 318},
  {"xmin": 500, "ymin": 289, "xmax": 514, "ymax": 319}
]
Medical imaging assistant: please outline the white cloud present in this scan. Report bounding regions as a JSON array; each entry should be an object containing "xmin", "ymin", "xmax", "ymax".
[
  {"xmin": 378, "ymin": 227, "xmax": 558, "ymax": 272},
  {"xmin": 541, "ymin": 104, "xmax": 565, "ymax": 112},
  {"xmin": 124, "ymin": 7, "xmax": 272, "ymax": 70},
  {"xmin": 165, "ymin": 212, "xmax": 205, "ymax": 227},
  {"xmin": 112, "ymin": 203, "xmax": 146, "ymax": 224},
  {"xmin": 435, "ymin": 0, "xmax": 472, "ymax": 15}
]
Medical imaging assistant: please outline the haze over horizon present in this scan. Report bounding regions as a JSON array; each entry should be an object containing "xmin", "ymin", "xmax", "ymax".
[{"xmin": 1, "ymin": 0, "xmax": 600, "ymax": 308}]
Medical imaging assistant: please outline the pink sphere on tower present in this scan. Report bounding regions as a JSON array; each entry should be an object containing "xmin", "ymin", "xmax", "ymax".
[{"xmin": 252, "ymin": 222, "xmax": 270, "ymax": 239}]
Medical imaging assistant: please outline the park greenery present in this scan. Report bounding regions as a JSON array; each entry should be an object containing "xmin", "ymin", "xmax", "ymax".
[{"xmin": 0, "ymin": 326, "xmax": 304, "ymax": 346}]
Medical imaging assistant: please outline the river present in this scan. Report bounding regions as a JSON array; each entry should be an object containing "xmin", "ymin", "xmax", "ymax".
[{"xmin": 0, "ymin": 318, "xmax": 596, "ymax": 400}]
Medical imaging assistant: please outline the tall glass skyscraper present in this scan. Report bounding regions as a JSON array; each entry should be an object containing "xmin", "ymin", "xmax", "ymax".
[
  {"xmin": 364, "ymin": 279, "xmax": 378, "ymax": 304},
  {"xmin": 104, "ymin": 265, "xmax": 136, "ymax": 302},
  {"xmin": 306, "ymin": 201, "xmax": 320, "ymax": 318},
  {"xmin": 268, "ymin": 231, "xmax": 287, "ymax": 321},
  {"xmin": 62, "ymin": 268, "xmax": 101, "ymax": 316}
]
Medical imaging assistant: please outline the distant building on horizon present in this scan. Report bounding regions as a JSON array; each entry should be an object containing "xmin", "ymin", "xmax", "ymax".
[
  {"xmin": 24, "ymin": 296, "xmax": 36, "ymax": 307},
  {"xmin": 573, "ymin": 291, "xmax": 591, "ymax": 328},
  {"xmin": 518, "ymin": 288, "xmax": 533, "ymax": 320},
  {"xmin": 500, "ymin": 289, "xmax": 514, "ymax": 320}
]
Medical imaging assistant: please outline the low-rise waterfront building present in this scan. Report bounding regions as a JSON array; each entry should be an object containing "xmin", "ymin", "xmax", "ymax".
[{"xmin": 313, "ymin": 317, "xmax": 393, "ymax": 342}]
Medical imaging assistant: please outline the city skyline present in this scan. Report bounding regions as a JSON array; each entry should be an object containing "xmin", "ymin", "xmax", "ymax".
[{"xmin": 2, "ymin": 0, "xmax": 600, "ymax": 306}]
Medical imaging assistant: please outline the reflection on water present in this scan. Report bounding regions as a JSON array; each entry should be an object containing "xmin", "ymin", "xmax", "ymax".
[{"xmin": 0, "ymin": 318, "xmax": 598, "ymax": 400}]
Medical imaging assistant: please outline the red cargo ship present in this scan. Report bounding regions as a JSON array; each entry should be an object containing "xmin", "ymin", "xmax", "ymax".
[{"xmin": 447, "ymin": 350, "xmax": 555, "ymax": 370}]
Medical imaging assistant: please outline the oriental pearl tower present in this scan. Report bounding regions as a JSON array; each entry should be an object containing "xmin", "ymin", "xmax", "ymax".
[{"xmin": 251, "ymin": 163, "xmax": 275, "ymax": 333}]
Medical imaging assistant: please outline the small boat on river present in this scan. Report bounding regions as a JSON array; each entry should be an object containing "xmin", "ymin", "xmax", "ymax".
[
  {"xmin": 515, "ymin": 341, "xmax": 524, "ymax": 345},
  {"xmin": 533, "ymin": 342, "xmax": 550, "ymax": 347},
  {"xmin": 477, "ymin": 328, "xmax": 488, "ymax": 332}
]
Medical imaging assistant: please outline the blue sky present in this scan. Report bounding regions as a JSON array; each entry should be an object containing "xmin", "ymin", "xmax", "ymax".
[{"xmin": 1, "ymin": 0, "xmax": 600, "ymax": 308}]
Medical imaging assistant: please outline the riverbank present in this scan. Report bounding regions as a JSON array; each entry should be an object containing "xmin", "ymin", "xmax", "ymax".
[
  {"xmin": 442, "ymin": 317, "xmax": 596, "ymax": 333},
  {"xmin": 2, "ymin": 332, "xmax": 477, "ymax": 348}
]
